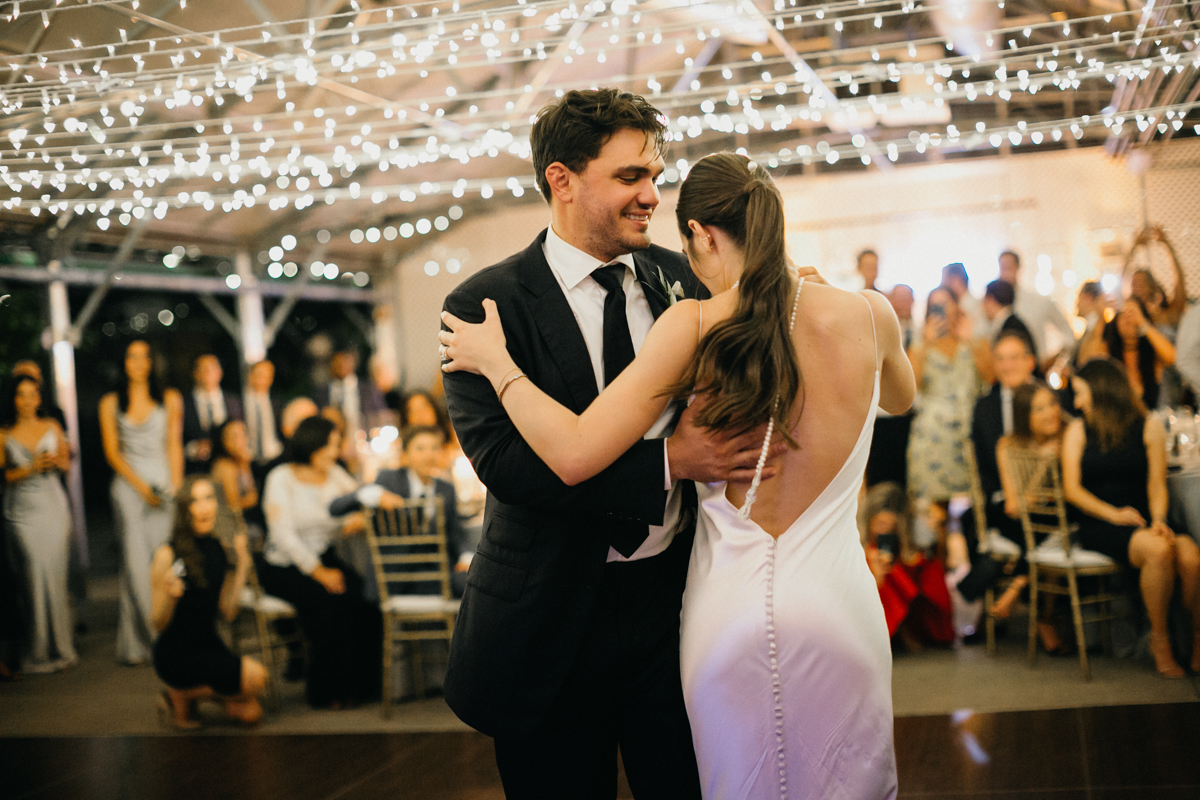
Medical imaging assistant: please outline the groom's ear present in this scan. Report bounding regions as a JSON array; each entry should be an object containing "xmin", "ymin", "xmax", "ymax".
[{"xmin": 543, "ymin": 162, "xmax": 574, "ymax": 205}]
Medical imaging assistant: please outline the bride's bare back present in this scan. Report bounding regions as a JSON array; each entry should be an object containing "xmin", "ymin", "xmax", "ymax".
[{"xmin": 700, "ymin": 281, "xmax": 913, "ymax": 537}]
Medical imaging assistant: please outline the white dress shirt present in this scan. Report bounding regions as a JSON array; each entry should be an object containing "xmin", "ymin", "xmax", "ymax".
[
  {"xmin": 1175, "ymin": 303, "xmax": 1200, "ymax": 394},
  {"xmin": 330, "ymin": 374, "xmax": 362, "ymax": 435},
  {"xmin": 1014, "ymin": 285, "xmax": 1075, "ymax": 361},
  {"xmin": 244, "ymin": 390, "xmax": 283, "ymax": 462},
  {"xmin": 193, "ymin": 389, "xmax": 227, "ymax": 431},
  {"xmin": 542, "ymin": 225, "xmax": 682, "ymax": 562}
]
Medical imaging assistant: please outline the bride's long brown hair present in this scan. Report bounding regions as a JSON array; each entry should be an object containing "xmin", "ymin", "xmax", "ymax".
[{"xmin": 665, "ymin": 153, "xmax": 802, "ymax": 446}]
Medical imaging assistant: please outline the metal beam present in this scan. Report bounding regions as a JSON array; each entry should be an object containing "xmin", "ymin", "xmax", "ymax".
[
  {"xmin": 739, "ymin": 0, "xmax": 891, "ymax": 171},
  {"xmin": 0, "ymin": 264, "xmax": 382, "ymax": 303},
  {"xmin": 66, "ymin": 209, "xmax": 154, "ymax": 343},
  {"xmin": 198, "ymin": 293, "xmax": 243, "ymax": 343}
]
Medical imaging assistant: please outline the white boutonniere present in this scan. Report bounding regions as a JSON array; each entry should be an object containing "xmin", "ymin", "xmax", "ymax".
[{"xmin": 642, "ymin": 266, "xmax": 686, "ymax": 307}]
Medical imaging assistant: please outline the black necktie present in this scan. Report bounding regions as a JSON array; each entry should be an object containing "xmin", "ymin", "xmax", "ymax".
[
  {"xmin": 590, "ymin": 264, "xmax": 636, "ymax": 387},
  {"xmin": 590, "ymin": 263, "xmax": 650, "ymax": 557},
  {"xmin": 254, "ymin": 399, "xmax": 264, "ymax": 461}
]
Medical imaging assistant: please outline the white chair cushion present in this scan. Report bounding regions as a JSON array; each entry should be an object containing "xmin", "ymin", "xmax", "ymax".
[
  {"xmin": 982, "ymin": 530, "xmax": 1022, "ymax": 558},
  {"xmin": 240, "ymin": 586, "xmax": 297, "ymax": 615},
  {"xmin": 382, "ymin": 595, "xmax": 461, "ymax": 615},
  {"xmin": 1028, "ymin": 541, "xmax": 1115, "ymax": 569}
]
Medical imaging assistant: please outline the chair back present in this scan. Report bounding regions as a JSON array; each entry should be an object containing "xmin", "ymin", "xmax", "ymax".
[
  {"xmin": 963, "ymin": 438, "xmax": 993, "ymax": 550},
  {"xmin": 364, "ymin": 497, "xmax": 452, "ymax": 602},
  {"xmin": 1001, "ymin": 447, "xmax": 1071, "ymax": 555}
]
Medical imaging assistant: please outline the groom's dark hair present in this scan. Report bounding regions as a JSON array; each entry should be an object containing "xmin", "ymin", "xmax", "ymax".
[{"xmin": 531, "ymin": 88, "xmax": 668, "ymax": 202}]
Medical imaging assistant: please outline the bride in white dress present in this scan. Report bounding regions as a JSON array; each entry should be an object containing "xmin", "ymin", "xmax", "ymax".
[{"xmin": 441, "ymin": 152, "xmax": 914, "ymax": 799}]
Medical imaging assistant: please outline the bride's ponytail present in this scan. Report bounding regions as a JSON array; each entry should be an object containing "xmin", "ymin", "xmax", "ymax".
[{"xmin": 667, "ymin": 153, "xmax": 802, "ymax": 445}]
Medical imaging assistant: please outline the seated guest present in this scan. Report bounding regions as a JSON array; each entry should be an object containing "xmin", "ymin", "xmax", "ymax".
[
  {"xmin": 972, "ymin": 332, "xmax": 1038, "ymax": 539},
  {"xmin": 1064, "ymin": 358, "xmax": 1200, "ymax": 677},
  {"xmin": 258, "ymin": 416, "xmax": 396, "ymax": 707},
  {"xmin": 183, "ymin": 355, "xmax": 242, "ymax": 474},
  {"xmin": 332, "ymin": 425, "xmax": 472, "ymax": 597},
  {"xmin": 863, "ymin": 483, "xmax": 955, "ymax": 650},
  {"xmin": 209, "ymin": 420, "xmax": 261, "ymax": 539},
  {"xmin": 991, "ymin": 381, "xmax": 1069, "ymax": 649},
  {"xmin": 983, "ymin": 280, "xmax": 1038, "ymax": 363},
  {"xmin": 1102, "ymin": 298, "xmax": 1176, "ymax": 409},
  {"xmin": 150, "ymin": 476, "xmax": 267, "ymax": 728},
  {"xmin": 260, "ymin": 397, "xmax": 320, "ymax": 482}
]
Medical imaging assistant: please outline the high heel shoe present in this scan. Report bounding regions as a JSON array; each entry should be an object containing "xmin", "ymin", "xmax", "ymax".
[
  {"xmin": 1149, "ymin": 633, "xmax": 1185, "ymax": 679},
  {"xmin": 156, "ymin": 690, "xmax": 202, "ymax": 730}
]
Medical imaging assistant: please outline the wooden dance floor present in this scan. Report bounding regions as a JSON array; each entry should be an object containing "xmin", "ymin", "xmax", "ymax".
[{"xmin": 3, "ymin": 702, "xmax": 1198, "ymax": 799}]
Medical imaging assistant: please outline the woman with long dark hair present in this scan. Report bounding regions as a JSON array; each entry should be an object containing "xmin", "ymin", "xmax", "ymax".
[
  {"xmin": 98, "ymin": 340, "xmax": 184, "ymax": 665},
  {"xmin": 0, "ymin": 375, "xmax": 76, "ymax": 673},
  {"xmin": 150, "ymin": 475, "xmax": 266, "ymax": 728},
  {"xmin": 1064, "ymin": 358, "xmax": 1200, "ymax": 676},
  {"xmin": 1101, "ymin": 298, "xmax": 1176, "ymax": 409},
  {"xmin": 209, "ymin": 419, "xmax": 261, "ymax": 536},
  {"xmin": 440, "ymin": 153, "xmax": 915, "ymax": 798}
]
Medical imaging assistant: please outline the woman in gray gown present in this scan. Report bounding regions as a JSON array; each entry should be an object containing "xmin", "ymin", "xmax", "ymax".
[
  {"xmin": 99, "ymin": 340, "xmax": 183, "ymax": 665},
  {"xmin": 0, "ymin": 375, "xmax": 77, "ymax": 673}
]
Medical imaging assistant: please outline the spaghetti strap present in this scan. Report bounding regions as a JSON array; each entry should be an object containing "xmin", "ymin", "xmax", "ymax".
[{"xmin": 862, "ymin": 293, "xmax": 879, "ymax": 370}]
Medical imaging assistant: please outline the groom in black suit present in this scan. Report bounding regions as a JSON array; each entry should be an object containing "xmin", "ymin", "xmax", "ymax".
[{"xmin": 440, "ymin": 89, "xmax": 770, "ymax": 797}]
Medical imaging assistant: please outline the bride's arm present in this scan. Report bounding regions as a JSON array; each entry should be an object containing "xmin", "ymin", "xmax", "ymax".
[
  {"xmin": 442, "ymin": 298, "xmax": 702, "ymax": 486},
  {"xmin": 864, "ymin": 290, "xmax": 916, "ymax": 416}
]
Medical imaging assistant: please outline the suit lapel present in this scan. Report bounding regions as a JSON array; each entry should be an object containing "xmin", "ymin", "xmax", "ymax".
[
  {"xmin": 633, "ymin": 254, "xmax": 669, "ymax": 320},
  {"xmin": 519, "ymin": 231, "xmax": 600, "ymax": 411}
]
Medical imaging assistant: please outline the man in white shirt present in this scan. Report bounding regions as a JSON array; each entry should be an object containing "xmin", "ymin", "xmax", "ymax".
[
  {"xmin": 182, "ymin": 354, "xmax": 241, "ymax": 473},
  {"xmin": 1175, "ymin": 302, "xmax": 1200, "ymax": 396},
  {"xmin": 244, "ymin": 360, "xmax": 283, "ymax": 466},
  {"xmin": 316, "ymin": 351, "xmax": 387, "ymax": 441},
  {"xmin": 999, "ymin": 250, "xmax": 1077, "ymax": 370}
]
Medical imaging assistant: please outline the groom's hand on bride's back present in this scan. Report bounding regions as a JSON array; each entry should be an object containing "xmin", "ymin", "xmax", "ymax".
[{"xmin": 667, "ymin": 401, "xmax": 788, "ymax": 484}]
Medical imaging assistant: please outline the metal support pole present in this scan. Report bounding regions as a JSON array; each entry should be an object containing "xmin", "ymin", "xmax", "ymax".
[
  {"xmin": 235, "ymin": 251, "xmax": 266, "ymax": 365},
  {"xmin": 47, "ymin": 261, "xmax": 89, "ymax": 575}
]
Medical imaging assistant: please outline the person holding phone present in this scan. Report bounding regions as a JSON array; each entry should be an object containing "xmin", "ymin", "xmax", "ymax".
[{"xmin": 906, "ymin": 287, "xmax": 992, "ymax": 539}]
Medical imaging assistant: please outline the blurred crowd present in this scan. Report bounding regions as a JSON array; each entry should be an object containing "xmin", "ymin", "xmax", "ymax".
[
  {"xmin": 860, "ymin": 228, "xmax": 1200, "ymax": 678},
  {"xmin": 0, "ymin": 342, "xmax": 482, "ymax": 725},
  {"xmin": 1, "ymin": 225, "xmax": 1197, "ymax": 721}
]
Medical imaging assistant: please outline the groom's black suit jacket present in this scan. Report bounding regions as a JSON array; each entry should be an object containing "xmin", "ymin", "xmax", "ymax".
[{"xmin": 441, "ymin": 229, "xmax": 704, "ymax": 739}]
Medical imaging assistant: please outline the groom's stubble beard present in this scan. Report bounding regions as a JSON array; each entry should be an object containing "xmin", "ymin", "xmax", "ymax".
[{"xmin": 578, "ymin": 195, "xmax": 655, "ymax": 262}]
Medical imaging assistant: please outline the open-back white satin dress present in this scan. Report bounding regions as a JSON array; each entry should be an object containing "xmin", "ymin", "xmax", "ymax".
[{"xmin": 680, "ymin": 363, "xmax": 897, "ymax": 799}]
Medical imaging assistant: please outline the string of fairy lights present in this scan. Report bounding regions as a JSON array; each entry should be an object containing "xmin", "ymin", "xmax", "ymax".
[{"xmin": 0, "ymin": 0, "xmax": 1197, "ymax": 265}]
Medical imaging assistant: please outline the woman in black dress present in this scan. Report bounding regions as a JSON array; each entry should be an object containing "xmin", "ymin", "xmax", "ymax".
[
  {"xmin": 1063, "ymin": 358, "xmax": 1200, "ymax": 677},
  {"xmin": 150, "ymin": 475, "xmax": 267, "ymax": 728}
]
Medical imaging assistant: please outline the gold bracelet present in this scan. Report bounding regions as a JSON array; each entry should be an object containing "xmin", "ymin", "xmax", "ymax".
[
  {"xmin": 493, "ymin": 366, "xmax": 522, "ymax": 394},
  {"xmin": 497, "ymin": 372, "xmax": 528, "ymax": 403}
]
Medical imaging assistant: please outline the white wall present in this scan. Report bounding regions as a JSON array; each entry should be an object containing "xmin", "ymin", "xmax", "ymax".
[{"xmin": 396, "ymin": 140, "xmax": 1200, "ymax": 390}]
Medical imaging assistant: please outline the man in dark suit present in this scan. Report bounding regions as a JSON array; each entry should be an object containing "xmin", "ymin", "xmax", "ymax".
[
  {"xmin": 331, "ymin": 425, "xmax": 472, "ymax": 596},
  {"xmin": 440, "ymin": 88, "xmax": 771, "ymax": 798},
  {"xmin": 182, "ymin": 354, "xmax": 242, "ymax": 474},
  {"xmin": 970, "ymin": 330, "xmax": 1037, "ymax": 540},
  {"xmin": 314, "ymin": 350, "xmax": 388, "ymax": 440},
  {"xmin": 983, "ymin": 279, "xmax": 1039, "ymax": 363}
]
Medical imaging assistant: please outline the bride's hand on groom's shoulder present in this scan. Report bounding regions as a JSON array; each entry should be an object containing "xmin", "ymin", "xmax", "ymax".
[
  {"xmin": 786, "ymin": 257, "xmax": 826, "ymax": 285},
  {"xmin": 439, "ymin": 299, "xmax": 517, "ymax": 382}
]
